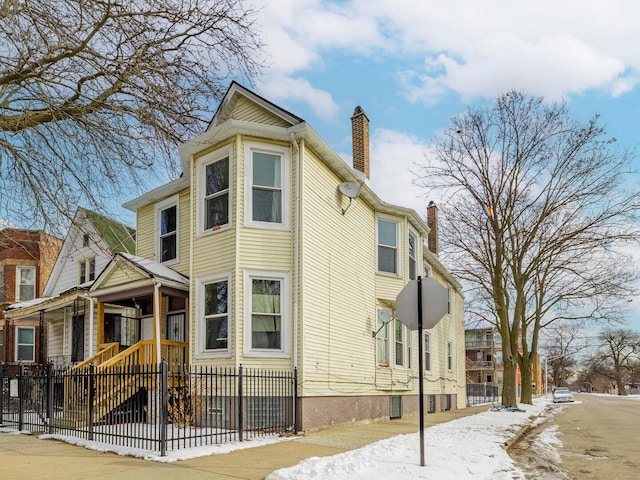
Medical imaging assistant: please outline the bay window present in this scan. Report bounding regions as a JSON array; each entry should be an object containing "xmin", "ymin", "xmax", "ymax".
[
  {"xmin": 197, "ymin": 147, "xmax": 231, "ymax": 234},
  {"xmin": 197, "ymin": 273, "xmax": 231, "ymax": 356},
  {"xmin": 156, "ymin": 197, "xmax": 178, "ymax": 263}
]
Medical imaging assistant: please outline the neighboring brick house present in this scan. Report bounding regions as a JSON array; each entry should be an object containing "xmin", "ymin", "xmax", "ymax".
[{"xmin": 0, "ymin": 229, "xmax": 62, "ymax": 363}]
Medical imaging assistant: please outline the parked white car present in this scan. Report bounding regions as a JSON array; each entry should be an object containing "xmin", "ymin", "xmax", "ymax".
[{"xmin": 552, "ymin": 386, "xmax": 574, "ymax": 403}]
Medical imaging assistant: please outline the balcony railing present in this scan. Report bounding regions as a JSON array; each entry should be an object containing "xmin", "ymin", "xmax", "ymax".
[
  {"xmin": 466, "ymin": 360, "xmax": 494, "ymax": 370},
  {"xmin": 465, "ymin": 340, "xmax": 494, "ymax": 349}
]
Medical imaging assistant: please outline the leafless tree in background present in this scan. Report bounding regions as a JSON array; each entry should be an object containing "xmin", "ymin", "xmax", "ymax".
[
  {"xmin": 542, "ymin": 322, "xmax": 584, "ymax": 389},
  {"xmin": 584, "ymin": 328, "xmax": 640, "ymax": 395},
  {"xmin": 416, "ymin": 92, "xmax": 640, "ymax": 407},
  {"xmin": 0, "ymin": 0, "xmax": 262, "ymax": 232}
]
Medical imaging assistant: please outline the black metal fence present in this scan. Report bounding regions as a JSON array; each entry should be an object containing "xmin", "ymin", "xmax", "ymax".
[
  {"xmin": 466, "ymin": 382, "xmax": 499, "ymax": 406},
  {"xmin": 0, "ymin": 362, "xmax": 297, "ymax": 456}
]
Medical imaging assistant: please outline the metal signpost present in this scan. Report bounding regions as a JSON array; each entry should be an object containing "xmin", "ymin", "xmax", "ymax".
[{"xmin": 396, "ymin": 276, "xmax": 448, "ymax": 467}]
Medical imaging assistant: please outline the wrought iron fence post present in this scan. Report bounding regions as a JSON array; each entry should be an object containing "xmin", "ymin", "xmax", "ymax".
[
  {"xmin": 293, "ymin": 367, "xmax": 298, "ymax": 434},
  {"xmin": 238, "ymin": 365, "xmax": 243, "ymax": 442},
  {"xmin": 0, "ymin": 363, "xmax": 4, "ymax": 426},
  {"xmin": 88, "ymin": 364, "xmax": 95, "ymax": 441},
  {"xmin": 47, "ymin": 363, "xmax": 54, "ymax": 434},
  {"xmin": 159, "ymin": 360, "xmax": 168, "ymax": 457},
  {"xmin": 18, "ymin": 363, "xmax": 24, "ymax": 431}
]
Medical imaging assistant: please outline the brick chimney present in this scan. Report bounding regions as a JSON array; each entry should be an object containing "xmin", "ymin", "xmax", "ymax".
[
  {"xmin": 426, "ymin": 201, "xmax": 438, "ymax": 254},
  {"xmin": 351, "ymin": 106, "xmax": 370, "ymax": 179}
]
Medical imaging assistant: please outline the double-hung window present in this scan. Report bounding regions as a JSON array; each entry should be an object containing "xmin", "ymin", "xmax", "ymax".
[
  {"xmin": 156, "ymin": 196, "xmax": 179, "ymax": 263},
  {"xmin": 447, "ymin": 340, "xmax": 453, "ymax": 370},
  {"xmin": 79, "ymin": 258, "xmax": 96, "ymax": 284},
  {"xmin": 245, "ymin": 270, "xmax": 289, "ymax": 356},
  {"xmin": 245, "ymin": 143, "xmax": 290, "ymax": 229},
  {"xmin": 376, "ymin": 307, "xmax": 391, "ymax": 366},
  {"xmin": 196, "ymin": 273, "xmax": 231, "ymax": 357},
  {"xmin": 198, "ymin": 147, "xmax": 231, "ymax": 234},
  {"xmin": 16, "ymin": 266, "xmax": 36, "ymax": 301},
  {"xmin": 408, "ymin": 231, "xmax": 417, "ymax": 280},
  {"xmin": 377, "ymin": 217, "xmax": 399, "ymax": 274},
  {"xmin": 424, "ymin": 332, "xmax": 431, "ymax": 371},
  {"xmin": 16, "ymin": 326, "xmax": 35, "ymax": 362},
  {"xmin": 394, "ymin": 319, "xmax": 405, "ymax": 367}
]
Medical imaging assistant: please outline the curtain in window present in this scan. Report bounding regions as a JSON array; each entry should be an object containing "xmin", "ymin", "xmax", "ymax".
[
  {"xmin": 18, "ymin": 268, "xmax": 35, "ymax": 300},
  {"xmin": 251, "ymin": 279, "xmax": 281, "ymax": 349}
]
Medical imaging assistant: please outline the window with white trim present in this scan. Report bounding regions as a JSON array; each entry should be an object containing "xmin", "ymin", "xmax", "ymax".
[
  {"xmin": 447, "ymin": 340, "xmax": 453, "ymax": 370},
  {"xmin": 197, "ymin": 147, "xmax": 231, "ymax": 234},
  {"xmin": 407, "ymin": 329, "xmax": 412, "ymax": 369},
  {"xmin": 16, "ymin": 326, "xmax": 35, "ymax": 362},
  {"xmin": 377, "ymin": 217, "xmax": 400, "ymax": 274},
  {"xmin": 424, "ymin": 332, "xmax": 431, "ymax": 371},
  {"xmin": 408, "ymin": 231, "xmax": 417, "ymax": 280},
  {"xmin": 376, "ymin": 307, "xmax": 390, "ymax": 366},
  {"xmin": 156, "ymin": 196, "xmax": 178, "ymax": 263},
  {"xmin": 423, "ymin": 264, "xmax": 431, "ymax": 278},
  {"xmin": 244, "ymin": 270, "xmax": 289, "ymax": 356},
  {"xmin": 79, "ymin": 258, "xmax": 96, "ymax": 284},
  {"xmin": 447, "ymin": 286, "xmax": 452, "ymax": 315},
  {"xmin": 245, "ymin": 142, "xmax": 290, "ymax": 229},
  {"xmin": 199, "ymin": 276, "xmax": 230, "ymax": 354},
  {"xmin": 16, "ymin": 266, "xmax": 36, "ymax": 301},
  {"xmin": 394, "ymin": 319, "xmax": 405, "ymax": 367}
]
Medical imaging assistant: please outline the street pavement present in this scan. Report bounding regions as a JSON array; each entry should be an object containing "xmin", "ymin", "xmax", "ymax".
[{"xmin": 0, "ymin": 404, "xmax": 487, "ymax": 480}]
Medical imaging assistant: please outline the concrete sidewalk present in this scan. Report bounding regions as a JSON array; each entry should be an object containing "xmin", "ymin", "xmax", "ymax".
[{"xmin": 0, "ymin": 404, "xmax": 488, "ymax": 480}]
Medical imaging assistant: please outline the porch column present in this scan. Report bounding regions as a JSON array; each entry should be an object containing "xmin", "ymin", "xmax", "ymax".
[
  {"xmin": 88, "ymin": 297, "xmax": 95, "ymax": 357},
  {"xmin": 154, "ymin": 282, "xmax": 162, "ymax": 364},
  {"xmin": 96, "ymin": 301, "xmax": 105, "ymax": 347}
]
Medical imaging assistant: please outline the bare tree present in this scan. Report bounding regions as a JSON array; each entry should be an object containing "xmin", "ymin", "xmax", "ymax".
[
  {"xmin": 417, "ymin": 92, "xmax": 640, "ymax": 407},
  {"xmin": 0, "ymin": 0, "xmax": 262, "ymax": 232},
  {"xmin": 585, "ymin": 328, "xmax": 640, "ymax": 395},
  {"xmin": 541, "ymin": 322, "xmax": 583, "ymax": 389}
]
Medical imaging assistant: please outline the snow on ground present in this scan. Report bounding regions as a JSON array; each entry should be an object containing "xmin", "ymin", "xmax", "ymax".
[
  {"xmin": 266, "ymin": 400, "xmax": 551, "ymax": 480},
  {"xmin": 14, "ymin": 395, "xmax": 632, "ymax": 478}
]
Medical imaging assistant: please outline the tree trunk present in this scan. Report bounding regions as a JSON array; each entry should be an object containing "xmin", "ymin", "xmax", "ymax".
[
  {"xmin": 501, "ymin": 345, "xmax": 518, "ymax": 407},
  {"xmin": 520, "ymin": 357, "xmax": 533, "ymax": 404},
  {"xmin": 615, "ymin": 374, "xmax": 627, "ymax": 396}
]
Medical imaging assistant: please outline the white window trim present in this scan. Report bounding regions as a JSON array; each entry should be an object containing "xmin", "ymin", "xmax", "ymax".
[
  {"xmin": 447, "ymin": 340, "xmax": 453, "ymax": 371},
  {"xmin": 16, "ymin": 266, "xmax": 36, "ymax": 301},
  {"xmin": 424, "ymin": 332, "xmax": 431, "ymax": 372},
  {"xmin": 243, "ymin": 269, "xmax": 290, "ymax": 358},
  {"xmin": 447, "ymin": 286, "xmax": 453, "ymax": 315},
  {"xmin": 408, "ymin": 228, "xmax": 418, "ymax": 281},
  {"xmin": 78, "ymin": 257, "xmax": 96, "ymax": 284},
  {"xmin": 197, "ymin": 146, "xmax": 233, "ymax": 237},
  {"xmin": 195, "ymin": 271, "xmax": 232, "ymax": 359},
  {"xmin": 154, "ymin": 194, "xmax": 180, "ymax": 265},
  {"xmin": 376, "ymin": 307, "xmax": 391, "ymax": 367},
  {"xmin": 393, "ymin": 319, "xmax": 406, "ymax": 369},
  {"xmin": 244, "ymin": 142, "xmax": 290, "ymax": 231},
  {"xmin": 376, "ymin": 214, "xmax": 401, "ymax": 276},
  {"xmin": 16, "ymin": 326, "xmax": 35, "ymax": 363}
]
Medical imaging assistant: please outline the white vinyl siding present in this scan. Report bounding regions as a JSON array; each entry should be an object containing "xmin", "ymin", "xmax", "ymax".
[{"xmin": 244, "ymin": 142, "xmax": 290, "ymax": 230}]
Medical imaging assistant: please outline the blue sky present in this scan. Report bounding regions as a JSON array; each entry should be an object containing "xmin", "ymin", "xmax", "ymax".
[{"xmin": 238, "ymin": 0, "xmax": 640, "ymax": 220}]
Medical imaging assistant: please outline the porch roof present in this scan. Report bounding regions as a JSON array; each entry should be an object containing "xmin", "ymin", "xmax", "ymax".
[
  {"xmin": 89, "ymin": 253, "xmax": 189, "ymax": 303},
  {"xmin": 3, "ymin": 286, "xmax": 89, "ymax": 320}
]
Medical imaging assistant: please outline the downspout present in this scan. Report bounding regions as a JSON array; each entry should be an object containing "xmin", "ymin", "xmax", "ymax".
[
  {"xmin": 290, "ymin": 133, "xmax": 300, "ymax": 370},
  {"xmin": 154, "ymin": 281, "xmax": 162, "ymax": 364},
  {"xmin": 88, "ymin": 296, "xmax": 95, "ymax": 357}
]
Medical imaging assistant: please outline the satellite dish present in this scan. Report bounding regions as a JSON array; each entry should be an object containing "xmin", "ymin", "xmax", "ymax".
[
  {"xmin": 377, "ymin": 309, "xmax": 392, "ymax": 324},
  {"xmin": 338, "ymin": 182, "xmax": 361, "ymax": 199}
]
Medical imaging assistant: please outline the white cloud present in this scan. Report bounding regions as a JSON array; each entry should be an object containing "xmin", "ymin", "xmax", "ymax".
[
  {"xmin": 253, "ymin": 0, "xmax": 640, "ymax": 104},
  {"xmin": 259, "ymin": 76, "xmax": 340, "ymax": 121},
  {"xmin": 367, "ymin": 129, "xmax": 436, "ymax": 216}
]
